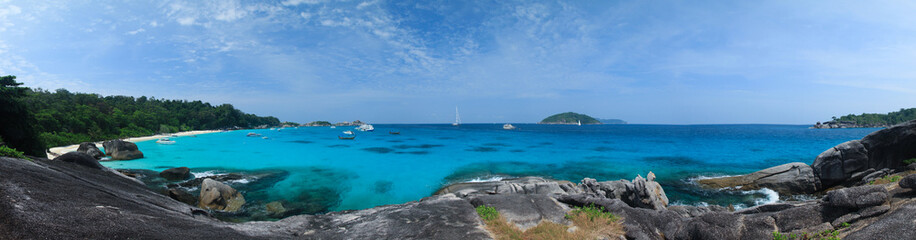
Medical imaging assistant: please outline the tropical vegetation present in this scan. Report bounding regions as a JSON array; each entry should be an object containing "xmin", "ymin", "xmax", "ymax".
[
  {"xmin": 830, "ymin": 108, "xmax": 916, "ymax": 126},
  {"xmin": 539, "ymin": 112, "xmax": 602, "ymax": 124},
  {"xmin": 0, "ymin": 75, "xmax": 281, "ymax": 155}
]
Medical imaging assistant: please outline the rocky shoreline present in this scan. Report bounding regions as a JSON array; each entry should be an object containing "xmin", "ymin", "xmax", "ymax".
[
  {"xmin": 812, "ymin": 121, "xmax": 888, "ymax": 129},
  {"xmin": 4, "ymin": 120, "xmax": 916, "ymax": 239}
]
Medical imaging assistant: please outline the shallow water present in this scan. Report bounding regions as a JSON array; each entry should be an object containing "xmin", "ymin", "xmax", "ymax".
[{"xmin": 101, "ymin": 124, "xmax": 876, "ymax": 212}]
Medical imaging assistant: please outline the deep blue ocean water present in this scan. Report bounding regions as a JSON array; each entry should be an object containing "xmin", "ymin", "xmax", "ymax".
[{"xmin": 100, "ymin": 124, "xmax": 877, "ymax": 213}]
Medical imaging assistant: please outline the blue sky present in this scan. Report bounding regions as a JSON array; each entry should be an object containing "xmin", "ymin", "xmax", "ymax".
[{"xmin": 1, "ymin": 0, "xmax": 915, "ymax": 124}]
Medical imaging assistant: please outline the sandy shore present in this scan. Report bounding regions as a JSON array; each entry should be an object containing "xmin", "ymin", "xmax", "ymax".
[{"xmin": 48, "ymin": 130, "xmax": 222, "ymax": 157}]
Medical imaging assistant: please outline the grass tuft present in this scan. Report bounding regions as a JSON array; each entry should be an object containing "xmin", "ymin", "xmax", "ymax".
[
  {"xmin": 479, "ymin": 204, "xmax": 623, "ymax": 240},
  {"xmin": 476, "ymin": 205, "xmax": 499, "ymax": 221},
  {"xmin": 903, "ymin": 158, "xmax": 916, "ymax": 165},
  {"xmin": 870, "ymin": 175, "xmax": 902, "ymax": 185}
]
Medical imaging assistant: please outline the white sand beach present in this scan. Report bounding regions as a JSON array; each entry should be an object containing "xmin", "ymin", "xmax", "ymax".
[{"xmin": 48, "ymin": 130, "xmax": 222, "ymax": 157}]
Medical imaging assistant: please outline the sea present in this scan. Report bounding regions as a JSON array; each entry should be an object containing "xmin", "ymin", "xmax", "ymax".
[{"xmin": 100, "ymin": 124, "xmax": 878, "ymax": 218}]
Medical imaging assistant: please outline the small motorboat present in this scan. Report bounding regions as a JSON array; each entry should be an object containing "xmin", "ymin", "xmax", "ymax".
[
  {"xmin": 330, "ymin": 126, "xmax": 337, "ymax": 129},
  {"xmin": 356, "ymin": 124, "xmax": 375, "ymax": 132},
  {"xmin": 262, "ymin": 136, "xmax": 269, "ymax": 139},
  {"xmin": 343, "ymin": 130, "xmax": 354, "ymax": 135},
  {"xmin": 338, "ymin": 135, "xmax": 356, "ymax": 140},
  {"xmin": 503, "ymin": 123, "xmax": 516, "ymax": 130},
  {"xmin": 246, "ymin": 132, "xmax": 261, "ymax": 137},
  {"xmin": 389, "ymin": 131, "xmax": 400, "ymax": 135},
  {"xmin": 156, "ymin": 138, "xmax": 176, "ymax": 144}
]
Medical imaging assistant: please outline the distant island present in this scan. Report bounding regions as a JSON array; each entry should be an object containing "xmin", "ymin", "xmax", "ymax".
[
  {"xmin": 598, "ymin": 118, "xmax": 627, "ymax": 124},
  {"xmin": 814, "ymin": 108, "xmax": 916, "ymax": 129},
  {"xmin": 538, "ymin": 112, "xmax": 602, "ymax": 125}
]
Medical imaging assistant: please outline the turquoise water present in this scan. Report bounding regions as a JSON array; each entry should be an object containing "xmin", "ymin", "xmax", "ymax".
[{"xmin": 101, "ymin": 124, "xmax": 877, "ymax": 213}]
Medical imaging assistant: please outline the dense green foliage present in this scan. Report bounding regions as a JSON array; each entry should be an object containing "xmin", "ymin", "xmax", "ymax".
[
  {"xmin": 539, "ymin": 112, "xmax": 602, "ymax": 124},
  {"xmin": 0, "ymin": 146, "xmax": 26, "ymax": 159},
  {"xmin": 904, "ymin": 158, "xmax": 916, "ymax": 165},
  {"xmin": 0, "ymin": 75, "xmax": 281, "ymax": 150},
  {"xmin": 475, "ymin": 205, "xmax": 499, "ymax": 221},
  {"xmin": 0, "ymin": 76, "xmax": 46, "ymax": 157},
  {"xmin": 833, "ymin": 108, "xmax": 916, "ymax": 126},
  {"xmin": 305, "ymin": 121, "xmax": 332, "ymax": 126}
]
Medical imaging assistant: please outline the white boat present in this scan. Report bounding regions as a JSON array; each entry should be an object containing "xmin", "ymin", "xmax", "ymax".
[
  {"xmin": 356, "ymin": 124, "xmax": 375, "ymax": 132},
  {"xmin": 246, "ymin": 132, "xmax": 261, "ymax": 137},
  {"xmin": 262, "ymin": 136, "xmax": 269, "ymax": 139},
  {"xmin": 503, "ymin": 123, "xmax": 516, "ymax": 130},
  {"xmin": 330, "ymin": 126, "xmax": 337, "ymax": 129},
  {"xmin": 577, "ymin": 120, "xmax": 582, "ymax": 126},
  {"xmin": 343, "ymin": 130, "xmax": 354, "ymax": 135},
  {"xmin": 156, "ymin": 138, "xmax": 175, "ymax": 144},
  {"xmin": 452, "ymin": 107, "xmax": 461, "ymax": 126}
]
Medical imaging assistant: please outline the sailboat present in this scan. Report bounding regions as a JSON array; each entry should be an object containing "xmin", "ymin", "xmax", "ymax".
[
  {"xmin": 452, "ymin": 107, "xmax": 461, "ymax": 126},
  {"xmin": 577, "ymin": 120, "xmax": 582, "ymax": 126}
]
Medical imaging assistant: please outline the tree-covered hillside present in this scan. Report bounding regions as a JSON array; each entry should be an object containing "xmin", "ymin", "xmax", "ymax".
[
  {"xmin": 539, "ymin": 112, "xmax": 602, "ymax": 124},
  {"xmin": 0, "ymin": 75, "xmax": 280, "ymax": 152},
  {"xmin": 832, "ymin": 108, "xmax": 916, "ymax": 126}
]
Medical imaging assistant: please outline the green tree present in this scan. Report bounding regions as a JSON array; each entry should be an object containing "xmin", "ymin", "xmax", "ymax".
[{"xmin": 0, "ymin": 75, "xmax": 46, "ymax": 157}]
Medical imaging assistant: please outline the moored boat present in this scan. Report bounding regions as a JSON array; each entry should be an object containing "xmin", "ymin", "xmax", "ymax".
[
  {"xmin": 246, "ymin": 132, "xmax": 261, "ymax": 137},
  {"xmin": 356, "ymin": 124, "xmax": 374, "ymax": 132},
  {"xmin": 338, "ymin": 135, "xmax": 356, "ymax": 140},
  {"xmin": 343, "ymin": 130, "xmax": 354, "ymax": 135},
  {"xmin": 389, "ymin": 131, "xmax": 400, "ymax": 135},
  {"xmin": 503, "ymin": 123, "xmax": 516, "ymax": 130},
  {"xmin": 156, "ymin": 138, "xmax": 176, "ymax": 144}
]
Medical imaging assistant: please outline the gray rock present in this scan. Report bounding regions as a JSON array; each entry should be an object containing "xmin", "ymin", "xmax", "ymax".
[
  {"xmin": 677, "ymin": 212, "xmax": 743, "ymax": 240},
  {"xmin": 234, "ymin": 194, "xmax": 491, "ymax": 240},
  {"xmin": 578, "ymin": 173, "xmax": 669, "ymax": 210},
  {"xmin": 845, "ymin": 201, "xmax": 916, "ymax": 240},
  {"xmin": 696, "ymin": 162, "xmax": 821, "ymax": 194},
  {"xmin": 159, "ymin": 167, "xmax": 191, "ymax": 181},
  {"xmin": 468, "ymin": 194, "xmax": 570, "ymax": 230},
  {"xmin": 860, "ymin": 168, "xmax": 890, "ymax": 184},
  {"xmin": 906, "ymin": 163, "xmax": 916, "ymax": 170},
  {"xmin": 102, "ymin": 140, "xmax": 144, "ymax": 160},
  {"xmin": 167, "ymin": 187, "xmax": 196, "ymax": 205},
  {"xmin": 53, "ymin": 152, "xmax": 104, "ymax": 170},
  {"xmin": 0, "ymin": 156, "xmax": 258, "ymax": 239},
  {"xmin": 898, "ymin": 174, "xmax": 916, "ymax": 189},
  {"xmin": 812, "ymin": 140, "xmax": 869, "ymax": 187},
  {"xmin": 434, "ymin": 176, "xmax": 573, "ymax": 196},
  {"xmin": 860, "ymin": 120, "xmax": 916, "ymax": 170},
  {"xmin": 265, "ymin": 201, "xmax": 287, "ymax": 217},
  {"xmin": 199, "ymin": 178, "xmax": 246, "ymax": 212},
  {"xmin": 825, "ymin": 185, "xmax": 888, "ymax": 208},
  {"xmin": 76, "ymin": 142, "xmax": 104, "ymax": 159}
]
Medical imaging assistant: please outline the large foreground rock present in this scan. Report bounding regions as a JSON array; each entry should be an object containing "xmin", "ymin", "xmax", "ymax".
[
  {"xmin": 696, "ymin": 162, "xmax": 821, "ymax": 194},
  {"xmin": 812, "ymin": 140, "xmax": 869, "ymax": 187},
  {"xmin": 812, "ymin": 120, "xmax": 916, "ymax": 188},
  {"xmin": 0, "ymin": 156, "xmax": 255, "ymax": 239},
  {"xmin": 102, "ymin": 139, "xmax": 144, "ymax": 160},
  {"xmin": 76, "ymin": 142, "xmax": 104, "ymax": 159},
  {"xmin": 468, "ymin": 194, "xmax": 570, "ymax": 230},
  {"xmin": 199, "ymin": 178, "xmax": 246, "ymax": 212}
]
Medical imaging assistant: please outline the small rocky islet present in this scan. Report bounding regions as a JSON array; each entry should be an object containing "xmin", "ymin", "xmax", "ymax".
[{"xmin": 5, "ymin": 121, "xmax": 916, "ymax": 238}]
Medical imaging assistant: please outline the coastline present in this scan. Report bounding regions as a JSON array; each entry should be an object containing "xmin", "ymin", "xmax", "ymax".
[{"xmin": 47, "ymin": 130, "xmax": 222, "ymax": 156}]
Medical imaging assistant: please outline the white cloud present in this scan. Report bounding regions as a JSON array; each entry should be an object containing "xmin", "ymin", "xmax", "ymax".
[
  {"xmin": 177, "ymin": 17, "xmax": 195, "ymax": 25},
  {"xmin": 150, "ymin": 21, "xmax": 159, "ymax": 27},
  {"xmin": 281, "ymin": 0, "xmax": 323, "ymax": 6},
  {"xmin": 357, "ymin": 0, "xmax": 378, "ymax": 10},
  {"xmin": 126, "ymin": 28, "xmax": 145, "ymax": 35},
  {"xmin": 300, "ymin": 12, "xmax": 311, "ymax": 19},
  {"xmin": 0, "ymin": 4, "xmax": 22, "ymax": 32}
]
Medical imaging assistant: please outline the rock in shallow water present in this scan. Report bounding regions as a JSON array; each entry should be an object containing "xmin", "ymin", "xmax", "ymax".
[
  {"xmin": 199, "ymin": 178, "xmax": 246, "ymax": 212},
  {"xmin": 102, "ymin": 139, "xmax": 144, "ymax": 160},
  {"xmin": 696, "ymin": 162, "xmax": 820, "ymax": 195},
  {"xmin": 160, "ymin": 167, "xmax": 191, "ymax": 181}
]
